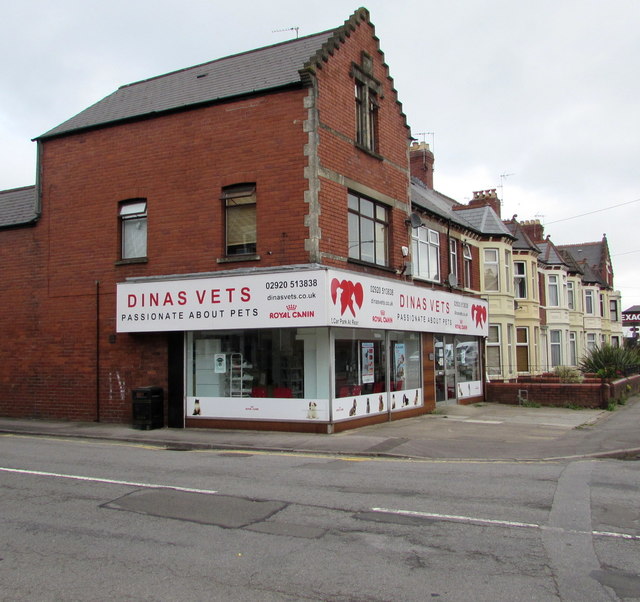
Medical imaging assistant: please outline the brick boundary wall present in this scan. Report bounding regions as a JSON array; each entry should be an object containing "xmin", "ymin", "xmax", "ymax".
[{"xmin": 486, "ymin": 374, "xmax": 640, "ymax": 409}]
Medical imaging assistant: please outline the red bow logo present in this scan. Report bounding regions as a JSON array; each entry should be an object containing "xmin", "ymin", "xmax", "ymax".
[
  {"xmin": 471, "ymin": 304, "xmax": 487, "ymax": 328},
  {"xmin": 331, "ymin": 278, "xmax": 364, "ymax": 317}
]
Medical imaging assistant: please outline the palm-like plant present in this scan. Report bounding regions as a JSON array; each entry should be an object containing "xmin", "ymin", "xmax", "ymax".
[{"xmin": 579, "ymin": 344, "xmax": 640, "ymax": 379}]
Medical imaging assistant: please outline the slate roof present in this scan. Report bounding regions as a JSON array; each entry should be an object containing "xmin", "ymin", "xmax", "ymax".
[
  {"xmin": 536, "ymin": 240, "xmax": 569, "ymax": 267},
  {"xmin": 38, "ymin": 9, "xmax": 373, "ymax": 140},
  {"xmin": 0, "ymin": 186, "xmax": 38, "ymax": 229},
  {"xmin": 504, "ymin": 220, "xmax": 541, "ymax": 253},
  {"xmin": 410, "ymin": 179, "xmax": 514, "ymax": 238},
  {"xmin": 557, "ymin": 240, "xmax": 610, "ymax": 286},
  {"xmin": 452, "ymin": 205, "xmax": 514, "ymax": 237}
]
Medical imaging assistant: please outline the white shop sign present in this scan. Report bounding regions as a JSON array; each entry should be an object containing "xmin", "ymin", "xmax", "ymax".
[{"xmin": 117, "ymin": 268, "xmax": 488, "ymax": 336}]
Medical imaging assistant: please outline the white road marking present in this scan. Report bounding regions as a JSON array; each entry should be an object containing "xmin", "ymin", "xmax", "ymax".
[
  {"xmin": 0, "ymin": 466, "xmax": 218, "ymax": 495},
  {"xmin": 370, "ymin": 507, "xmax": 640, "ymax": 541}
]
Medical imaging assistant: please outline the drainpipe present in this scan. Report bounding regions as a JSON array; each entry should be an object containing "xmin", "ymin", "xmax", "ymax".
[{"xmin": 96, "ymin": 280, "xmax": 100, "ymax": 422}]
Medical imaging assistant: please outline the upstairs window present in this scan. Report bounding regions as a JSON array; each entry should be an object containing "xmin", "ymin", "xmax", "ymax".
[
  {"xmin": 223, "ymin": 184, "xmax": 256, "ymax": 256},
  {"xmin": 585, "ymin": 289, "xmax": 595, "ymax": 315},
  {"xmin": 120, "ymin": 199, "xmax": 147, "ymax": 259},
  {"xmin": 353, "ymin": 53, "xmax": 381, "ymax": 154},
  {"xmin": 567, "ymin": 280, "xmax": 575, "ymax": 310},
  {"xmin": 610, "ymin": 299, "xmax": 618, "ymax": 322},
  {"xmin": 463, "ymin": 244, "xmax": 473, "ymax": 288},
  {"xmin": 483, "ymin": 249, "xmax": 499, "ymax": 291},
  {"xmin": 449, "ymin": 239, "xmax": 458, "ymax": 281},
  {"xmin": 348, "ymin": 192, "xmax": 388, "ymax": 266},
  {"xmin": 412, "ymin": 228, "xmax": 440, "ymax": 282},
  {"xmin": 514, "ymin": 261, "xmax": 527, "ymax": 298},
  {"xmin": 547, "ymin": 274, "xmax": 560, "ymax": 306}
]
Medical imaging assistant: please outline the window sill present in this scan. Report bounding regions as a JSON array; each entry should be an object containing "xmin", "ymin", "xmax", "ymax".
[
  {"xmin": 347, "ymin": 258, "xmax": 395, "ymax": 273},
  {"xmin": 217, "ymin": 254, "xmax": 261, "ymax": 264},
  {"xmin": 354, "ymin": 143, "xmax": 383, "ymax": 161},
  {"xmin": 115, "ymin": 257, "xmax": 148, "ymax": 266},
  {"xmin": 412, "ymin": 274, "xmax": 441, "ymax": 285}
]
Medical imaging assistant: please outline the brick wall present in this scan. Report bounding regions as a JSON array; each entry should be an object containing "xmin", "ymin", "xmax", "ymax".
[{"xmin": 0, "ymin": 17, "xmax": 418, "ymax": 424}]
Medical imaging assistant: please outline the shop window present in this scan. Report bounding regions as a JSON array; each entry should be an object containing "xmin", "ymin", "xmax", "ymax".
[
  {"xmin": 334, "ymin": 329, "xmax": 421, "ymax": 413},
  {"xmin": 187, "ymin": 328, "xmax": 308, "ymax": 399},
  {"xmin": 119, "ymin": 199, "xmax": 147, "ymax": 259},
  {"xmin": 412, "ymin": 228, "xmax": 440, "ymax": 282},
  {"xmin": 334, "ymin": 330, "xmax": 386, "ymax": 398},
  {"xmin": 348, "ymin": 192, "xmax": 388, "ymax": 266},
  {"xmin": 223, "ymin": 184, "xmax": 256, "ymax": 256},
  {"xmin": 455, "ymin": 336, "xmax": 480, "ymax": 385},
  {"xmin": 483, "ymin": 249, "xmax": 499, "ymax": 291},
  {"xmin": 514, "ymin": 261, "xmax": 527, "ymax": 298},
  {"xmin": 486, "ymin": 324, "xmax": 502, "ymax": 377}
]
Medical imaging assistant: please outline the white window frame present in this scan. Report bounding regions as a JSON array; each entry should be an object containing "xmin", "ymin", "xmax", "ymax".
[
  {"xmin": 484, "ymin": 248, "xmax": 500, "ymax": 292},
  {"xmin": 120, "ymin": 199, "xmax": 147, "ymax": 260},
  {"xmin": 585, "ymin": 289, "xmax": 595, "ymax": 315},
  {"xmin": 550, "ymin": 329, "xmax": 562, "ymax": 367},
  {"xmin": 567, "ymin": 280, "xmax": 575, "ymax": 310},
  {"xmin": 412, "ymin": 227, "xmax": 440, "ymax": 282},
  {"xmin": 486, "ymin": 324, "xmax": 502, "ymax": 377},
  {"xmin": 569, "ymin": 331, "xmax": 577, "ymax": 366},
  {"xmin": 547, "ymin": 274, "xmax": 560, "ymax": 307},
  {"xmin": 449, "ymin": 239, "xmax": 458, "ymax": 281},
  {"xmin": 463, "ymin": 243, "xmax": 473, "ymax": 289},
  {"xmin": 514, "ymin": 261, "xmax": 527, "ymax": 299}
]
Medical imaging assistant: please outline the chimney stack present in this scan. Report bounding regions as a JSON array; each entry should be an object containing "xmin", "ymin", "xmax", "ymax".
[
  {"xmin": 520, "ymin": 219, "xmax": 545, "ymax": 242},
  {"xmin": 409, "ymin": 142, "xmax": 434, "ymax": 189},
  {"xmin": 467, "ymin": 189, "xmax": 501, "ymax": 217}
]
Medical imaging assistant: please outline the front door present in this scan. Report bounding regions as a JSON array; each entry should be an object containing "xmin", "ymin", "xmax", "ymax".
[{"xmin": 434, "ymin": 334, "xmax": 456, "ymax": 403}]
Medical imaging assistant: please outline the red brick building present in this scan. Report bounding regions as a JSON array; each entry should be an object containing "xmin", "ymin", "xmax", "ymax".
[{"xmin": 0, "ymin": 9, "xmax": 487, "ymax": 432}]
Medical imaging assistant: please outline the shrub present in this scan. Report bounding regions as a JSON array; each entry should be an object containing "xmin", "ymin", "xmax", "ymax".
[
  {"xmin": 579, "ymin": 345, "xmax": 640, "ymax": 379},
  {"xmin": 553, "ymin": 366, "xmax": 584, "ymax": 383}
]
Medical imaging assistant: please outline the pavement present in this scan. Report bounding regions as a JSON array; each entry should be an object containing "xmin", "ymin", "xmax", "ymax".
[{"xmin": 1, "ymin": 397, "xmax": 639, "ymax": 462}]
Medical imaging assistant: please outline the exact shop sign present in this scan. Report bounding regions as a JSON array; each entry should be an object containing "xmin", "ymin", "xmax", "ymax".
[{"xmin": 116, "ymin": 268, "xmax": 488, "ymax": 336}]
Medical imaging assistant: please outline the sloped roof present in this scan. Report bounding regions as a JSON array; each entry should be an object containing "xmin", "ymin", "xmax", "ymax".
[
  {"xmin": 557, "ymin": 240, "xmax": 609, "ymax": 286},
  {"xmin": 556, "ymin": 248, "xmax": 583, "ymax": 275},
  {"xmin": 453, "ymin": 205, "xmax": 514, "ymax": 237},
  {"xmin": 0, "ymin": 186, "xmax": 38, "ymax": 229},
  {"xmin": 536, "ymin": 240, "xmax": 569, "ymax": 267},
  {"xmin": 411, "ymin": 178, "xmax": 514, "ymax": 238},
  {"xmin": 38, "ymin": 9, "xmax": 372, "ymax": 139},
  {"xmin": 504, "ymin": 220, "xmax": 540, "ymax": 253}
]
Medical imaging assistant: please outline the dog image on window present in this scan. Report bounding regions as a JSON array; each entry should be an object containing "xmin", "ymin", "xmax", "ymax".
[
  {"xmin": 307, "ymin": 401, "xmax": 318, "ymax": 419},
  {"xmin": 349, "ymin": 400, "xmax": 357, "ymax": 416}
]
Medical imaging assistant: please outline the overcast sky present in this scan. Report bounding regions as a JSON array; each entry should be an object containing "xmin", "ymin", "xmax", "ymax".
[{"xmin": 2, "ymin": 0, "xmax": 638, "ymax": 307}]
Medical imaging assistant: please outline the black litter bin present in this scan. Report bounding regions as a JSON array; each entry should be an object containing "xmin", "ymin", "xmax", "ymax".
[{"xmin": 132, "ymin": 386, "xmax": 164, "ymax": 430}]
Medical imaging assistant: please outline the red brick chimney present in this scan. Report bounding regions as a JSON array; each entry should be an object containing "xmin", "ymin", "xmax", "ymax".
[
  {"xmin": 410, "ymin": 142, "xmax": 434, "ymax": 189},
  {"xmin": 520, "ymin": 219, "xmax": 545, "ymax": 243},
  {"xmin": 467, "ymin": 189, "xmax": 501, "ymax": 217}
]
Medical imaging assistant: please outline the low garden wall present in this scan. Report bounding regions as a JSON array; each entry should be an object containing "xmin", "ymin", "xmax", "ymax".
[{"xmin": 486, "ymin": 374, "xmax": 640, "ymax": 409}]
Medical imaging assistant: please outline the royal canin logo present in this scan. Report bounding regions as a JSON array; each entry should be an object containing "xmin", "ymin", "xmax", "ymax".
[
  {"xmin": 287, "ymin": 304, "xmax": 297, "ymax": 311},
  {"xmin": 330, "ymin": 278, "xmax": 364, "ymax": 317},
  {"xmin": 471, "ymin": 304, "xmax": 487, "ymax": 328}
]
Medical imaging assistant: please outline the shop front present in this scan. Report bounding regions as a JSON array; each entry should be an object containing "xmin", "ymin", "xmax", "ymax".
[{"xmin": 117, "ymin": 267, "xmax": 488, "ymax": 431}]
